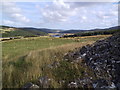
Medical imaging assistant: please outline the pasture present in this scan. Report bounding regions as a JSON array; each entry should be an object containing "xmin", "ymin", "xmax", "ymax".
[{"xmin": 2, "ymin": 35, "xmax": 111, "ymax": 88}]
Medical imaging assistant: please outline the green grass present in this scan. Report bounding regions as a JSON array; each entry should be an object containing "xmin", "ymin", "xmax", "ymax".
[
  {"xmin": 2, "ymin": 35, "xmax": 110, "ymax": 88},
  {"xmin": 49, "ymin": 60, "xmax": 96, "ymax": 88},
  {"xmin": 3, "ymin": 37, "xmax": 76, "ymax": 59}
]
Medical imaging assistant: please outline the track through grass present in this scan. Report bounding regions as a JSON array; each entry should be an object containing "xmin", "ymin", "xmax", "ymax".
[{"xmin": 2, "ymin": 35, "xmax": 111, "ymax": 88}]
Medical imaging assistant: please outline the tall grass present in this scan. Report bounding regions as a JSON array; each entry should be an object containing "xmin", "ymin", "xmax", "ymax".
[{"xmin": 2, "ymin": 35, "xmax": 110, "ymax": 88}]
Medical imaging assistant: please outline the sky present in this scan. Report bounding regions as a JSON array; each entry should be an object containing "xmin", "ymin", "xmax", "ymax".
[{"xmin": 0, "ymin": 0, "xmax": 119, "ymax": 30}]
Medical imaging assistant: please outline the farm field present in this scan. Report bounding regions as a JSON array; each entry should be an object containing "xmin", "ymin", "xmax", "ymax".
[{"xmin": 2, "ymin": 35, "xmax": 111, "ymax": 88}]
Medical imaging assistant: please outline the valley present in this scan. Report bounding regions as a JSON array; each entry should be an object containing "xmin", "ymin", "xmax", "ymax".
[{"xmin": 1, "ymin": 25, "xmax": 120, "ymax": 88}]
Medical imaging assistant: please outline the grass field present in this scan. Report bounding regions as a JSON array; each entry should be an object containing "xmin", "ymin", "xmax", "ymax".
[{"xmin": 2, "ymin": 35, "xmax": 111, "ymax": 88}]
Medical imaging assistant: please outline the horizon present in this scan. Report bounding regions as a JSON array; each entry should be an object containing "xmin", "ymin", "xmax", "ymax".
[
  {"xmin": 0, "ymin": 0, "xmax": 119, "ymax": 30},
  {"xmin": 1, "ymin": 25, "xmax": 119, "ymax": 31}
]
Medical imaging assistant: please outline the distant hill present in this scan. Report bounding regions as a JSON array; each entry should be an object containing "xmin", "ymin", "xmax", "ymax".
[
  {"xmin": 60, "ymin": 26, "xmax": 120, "ymax": 33},
  {"xmin": 1, "ymin": 26, "xmax": 48, "ymax": 37},
  {"xmin": 18, "ymin": 27, "xmax": 61, "ymax": 33},
  {"xmin": 87, "ymin": 26, "xmax": 120, "ymax": 31},
  {"xmin": 63, "ymin": 26, "xmax": 120, "ymax": 37},
  {"xmin": 1, "ymin": 25, "xmax": 120, "ymax": 38},
  {"xmin": 60, "ymin": 30, "xmax": 85, "ymax": 33},
  {"xmin": 0, "ymin": 25, "xmax": 13, "ymax": 29}
]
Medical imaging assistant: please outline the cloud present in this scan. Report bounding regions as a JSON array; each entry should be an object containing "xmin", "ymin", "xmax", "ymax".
[
  {"xmin": 82, "ymin": 16, "xmax": 87, "ymax": 20},
  {"xmin": 68, "ymin": 2, "xmax": 105, "ymax": 8},
  {"xmin": 1, "ymin": 1, "xmax": 118, "ymax": 29},
  {"xmin": 39, "ymin": 1, "xmax": 102, "ymax": 23},
  {"xmin": 3, "ymin": 20, "xmax": 15, "ymax": 25},
  {"xmin": 34, "ymin": 1, "xmax": 118, "ymax": 29},
  {"xmin": 11, "ymin": 13, "xmax": 30, "ymax": 22},
  {"xmin": 39, "ymin": 0, "xmax": 78, "ymax": 22},
  {"xmin": 38, "ymin": 1, "xmax": 114, "ymax": 23},
  {"xmin": 2, "ymin": 2, "xmax": 21, "ymax": 14},
  {"xmin": 97, "ymin": 10, "xmax": 118, "ymax": 19},
  {"xmin": 2, "ymin": 2, "xmax": 30, "ymax": 24}
]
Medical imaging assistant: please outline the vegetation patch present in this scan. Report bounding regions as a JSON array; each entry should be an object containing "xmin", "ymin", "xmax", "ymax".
[{"xmin": 2, "ymin": 35, "xmax": 110, "ymax": 88}]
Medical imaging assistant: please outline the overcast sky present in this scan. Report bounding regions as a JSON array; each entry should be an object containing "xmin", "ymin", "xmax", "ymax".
[{"xmin": 0, "ymin": 0, "xmax": 119, "ymax": 30}]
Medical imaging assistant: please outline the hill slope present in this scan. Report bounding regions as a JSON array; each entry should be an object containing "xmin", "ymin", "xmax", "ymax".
[
  {"xmin": 1, "ymin": 26, "xmax": 48, "ymax": 37},
  {"xmin": 1, "ymin": 25, "xmax": 120, "ymax": 37},
  {"xmin": 60, "ymin": 26, "xmax": 120, "ymax": 34}
]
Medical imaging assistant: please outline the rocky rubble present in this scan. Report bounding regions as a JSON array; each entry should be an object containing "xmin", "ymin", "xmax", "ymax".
[
  {"xmin": 64, "ymin": 33, "xmax": 120, "ymax": 89},
  {"xmin": 22, "ymin": 82, "xmax": 39, "ymax": 89},
  {"xmin": 22, "ymin": 77, "xmax": 52, "ymax": 89},
  {"xmin": 22, "ymin": 33, "xmax": 120, "ymax": 89},
  {"xmin": 37, "ymin": 76, "xmax": 51, "ymax": 88}
]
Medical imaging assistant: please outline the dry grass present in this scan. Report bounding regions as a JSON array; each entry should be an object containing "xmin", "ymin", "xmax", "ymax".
[
  {"xmin": 77, "ymin": 35, "xmax": 111, "ymax": 38},
  {"xmin": 2, "ymin": 35, "xmax": 110, "ymax": 88},
  {"xmin": 3, "ymin": 42, "xmax": 93, "ymax": 88}
]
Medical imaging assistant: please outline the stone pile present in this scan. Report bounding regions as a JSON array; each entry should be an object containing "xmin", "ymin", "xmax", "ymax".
[
  {"xmin": 65, "ymin": 33, "xmax": 120, "ymax": 89},
  {"xmin": 22, "ymin": 76, "xmax": 52, "ymax": 89}
]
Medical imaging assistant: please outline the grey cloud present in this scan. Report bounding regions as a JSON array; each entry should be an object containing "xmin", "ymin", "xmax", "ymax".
[
  {"xmin": 38, "ymin": 1, "xmax": 111, "ymax": 23},
  {"xmin": 40, "ymin": 1, "xmax": 77, "ymax": 22}
]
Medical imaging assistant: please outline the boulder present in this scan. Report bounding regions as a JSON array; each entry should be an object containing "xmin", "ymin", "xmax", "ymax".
[
  {"xmin": 37, "ymin": 76, "xmax": 51, "ymax": 88},
  {"xmin": 22, "ymin": 82, "xmax": 39, "ymax": 89}
]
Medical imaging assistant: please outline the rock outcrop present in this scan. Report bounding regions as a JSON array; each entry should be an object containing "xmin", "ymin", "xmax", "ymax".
[{"xmin": 64, "ymin": 33, "xmax": 120, "ymax": 89}]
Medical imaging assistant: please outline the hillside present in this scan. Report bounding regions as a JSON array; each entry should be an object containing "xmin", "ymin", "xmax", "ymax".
[
  {"xmin": 60, "ymin": 26, "xmax": 120, "ymax": 34},
  {"xmin": 63, "ymin": 26, "xmax": 120, "ymax": 37},
  {"xmin": 60, "ymin": 30, "xmax": 85, "ymax": 33},
  {"xmin": 0, "ymin": 26, "xmax": 47, "ymax": 37},
  {"xmin": 1, "ymin": 25, "xmax": 120, "ymax": 38},
  {"xmin": 19, "ymin": 27, "xmax": 61, "ymax": 33},
  {"xmin": 75, "ymin": 29, "xmax": 120, "ymax": 36}
]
